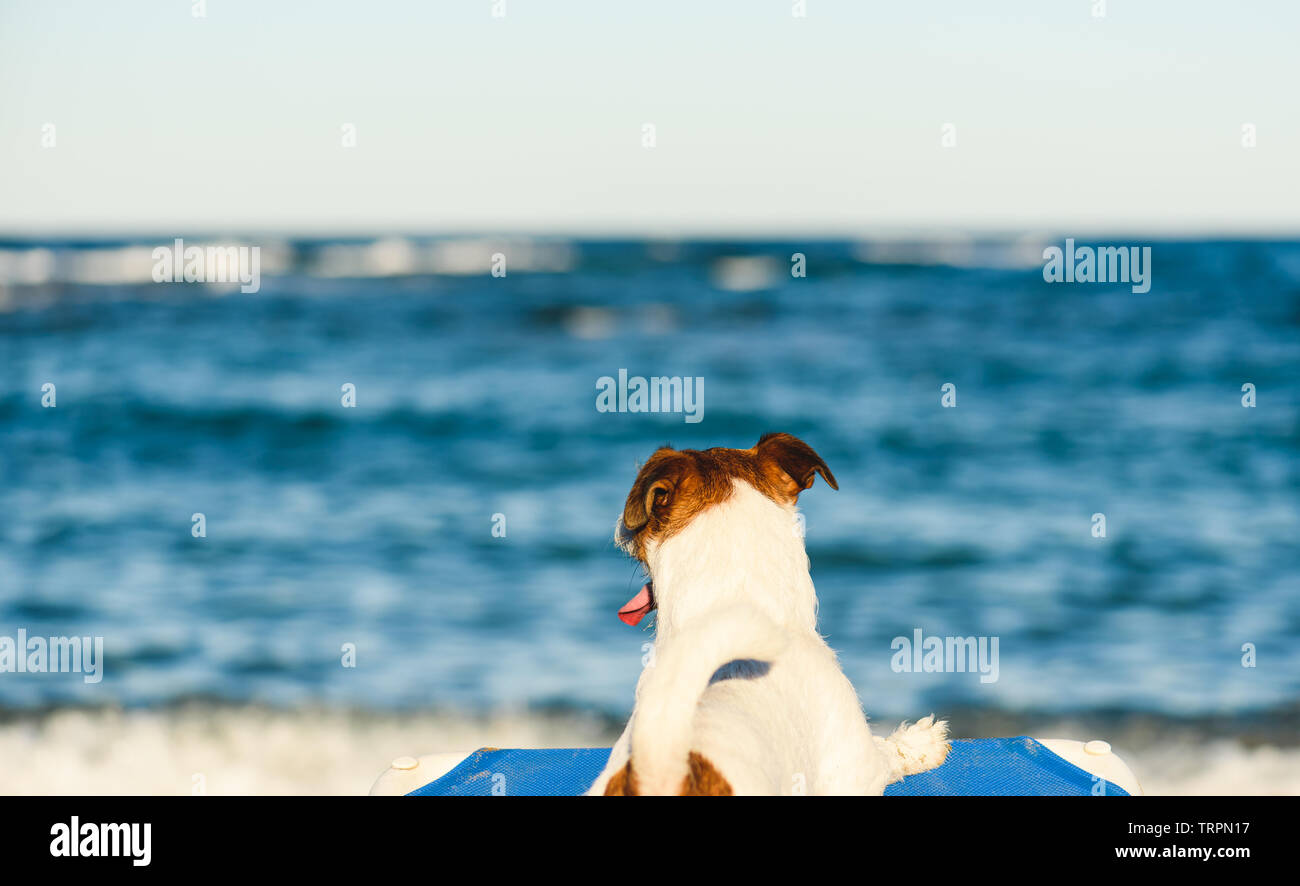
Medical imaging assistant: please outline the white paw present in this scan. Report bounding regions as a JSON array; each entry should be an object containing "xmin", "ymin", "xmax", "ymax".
[{"xmin": 883, "ymin": 714, "xmax": 950, "ymax": 776}]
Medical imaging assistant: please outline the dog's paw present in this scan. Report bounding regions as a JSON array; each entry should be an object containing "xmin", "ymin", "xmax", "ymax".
[{"xmin": 881, "ymin": 714, "xmax": 950, "ymax": 776}]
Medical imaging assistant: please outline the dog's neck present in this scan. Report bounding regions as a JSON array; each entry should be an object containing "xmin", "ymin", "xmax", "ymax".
[{"xmin": 647, "ymin": 480, "xmax": 819, "ymax": 641}]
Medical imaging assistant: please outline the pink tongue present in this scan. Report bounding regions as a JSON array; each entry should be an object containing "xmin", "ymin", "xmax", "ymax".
[{"xmin": 618, "ymin": 583, "xmax": 654, "ymax": 626}]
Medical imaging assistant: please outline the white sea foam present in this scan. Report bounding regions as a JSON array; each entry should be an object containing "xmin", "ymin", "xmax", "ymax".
[
  {"xmin": 0, "ymin": 706, "xmax": 617, "ymax": 796},
  {"xmin": 1123, "ymin": 740, "xmax": 1300, "ymax": 796},
  {"xmin": 0, "ymin": 706, "xmax": 1295, "ymax": 795}
]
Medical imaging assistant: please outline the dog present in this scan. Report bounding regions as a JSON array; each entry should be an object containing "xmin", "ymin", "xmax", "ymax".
[{"xmin": 586, "ymin": 432, "xmax": 949, "ymax": 795}]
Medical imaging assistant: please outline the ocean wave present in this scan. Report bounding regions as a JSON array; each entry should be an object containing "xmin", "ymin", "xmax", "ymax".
[{"xmin": 0, "ymin": 703, "xmax": 1295, "ymax": 796}]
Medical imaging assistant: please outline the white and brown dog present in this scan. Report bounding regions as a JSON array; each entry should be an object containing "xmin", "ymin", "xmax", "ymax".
[{"xmin": 587, "ymin": 433, "xmax": 949, "ymax": 796}]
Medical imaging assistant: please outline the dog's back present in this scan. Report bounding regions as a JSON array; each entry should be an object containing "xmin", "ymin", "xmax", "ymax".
[{"xmin": 686, "ymin": 630, "xmax": 885, "ymax": 795}]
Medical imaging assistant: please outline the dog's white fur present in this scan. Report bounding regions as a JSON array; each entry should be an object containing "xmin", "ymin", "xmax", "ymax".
[{"xmin": 587, "ymin": 480, "xmax": 948, "ymax": 795}]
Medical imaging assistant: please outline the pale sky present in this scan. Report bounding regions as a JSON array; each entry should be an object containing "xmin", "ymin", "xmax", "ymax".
[{"xmin": 1, "ymin": 0, "xmax": 1297, "ymax": 236}]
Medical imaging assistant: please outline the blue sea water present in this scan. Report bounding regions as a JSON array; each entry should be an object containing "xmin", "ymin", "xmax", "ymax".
[{"xmin": 1, "ymin": 237, "xmax": 1297, "ymax": 723}]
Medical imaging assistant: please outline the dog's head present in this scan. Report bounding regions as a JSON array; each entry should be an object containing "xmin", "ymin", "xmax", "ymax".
[{"xmin": 614, "ymin": 433, "xmax": 836, "ymax": 625}]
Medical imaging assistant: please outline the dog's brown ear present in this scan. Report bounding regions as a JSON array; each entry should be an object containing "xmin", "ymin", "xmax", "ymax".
[
  {"xmin": 641, "ymin": 478, "xmax": 674, "ymax": 522},
  {"xmin": 754, "ymin": 433, "xmax": 837, "ymax": 498},
  {"xmin": 622, "ymin": 452, "xmax": 680, "ymax": 532}
]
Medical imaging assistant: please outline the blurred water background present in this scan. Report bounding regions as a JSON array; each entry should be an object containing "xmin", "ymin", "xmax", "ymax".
[{"xmin": 1, "ymin": 235, "xmax": 1297, "ymax": 793}]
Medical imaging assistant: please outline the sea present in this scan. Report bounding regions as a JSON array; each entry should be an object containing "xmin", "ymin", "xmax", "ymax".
[{"xmin": 0, "ymin": 234, "xmax": 1297, "ymax": 794}]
